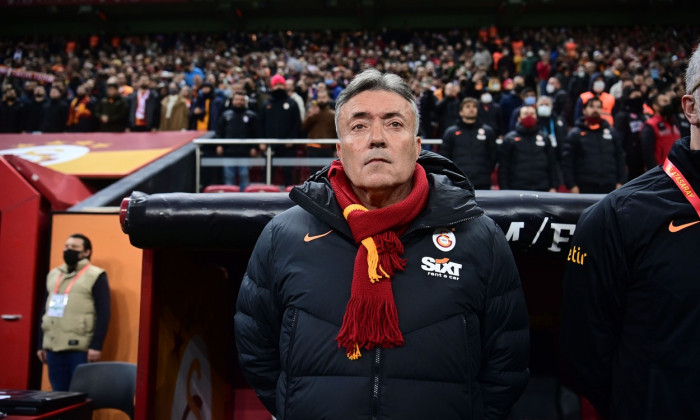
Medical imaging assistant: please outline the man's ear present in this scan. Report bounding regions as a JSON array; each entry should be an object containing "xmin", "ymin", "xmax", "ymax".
[
  {"xmin": 682, "ymin": 95, "xmax": 700, "ymax": 127},
  {"xmin": 336, "ymin": 141, "xmax": 342, "ymax": 160},
  {"xmin": 415, "ymin": 137, "xmax": 422, "ymax": 159}
]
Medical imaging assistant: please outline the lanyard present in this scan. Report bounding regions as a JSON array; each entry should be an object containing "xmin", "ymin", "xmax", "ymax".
[
  {"xmin": 663, "ymin": 157, "xmax": 700, "ymax": 218},
  {"xmin": 53, "ymin": 264, "xmax": 91, "ymax": 295}
]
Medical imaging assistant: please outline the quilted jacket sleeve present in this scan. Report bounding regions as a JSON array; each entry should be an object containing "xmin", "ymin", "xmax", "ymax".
[
  {"xmin": 478, "ymin": 221, "xmax": 530, "ymax": 420},
  {"xmin": 234, "ymin": 222, "xmax": 282, "ymax": 416}
]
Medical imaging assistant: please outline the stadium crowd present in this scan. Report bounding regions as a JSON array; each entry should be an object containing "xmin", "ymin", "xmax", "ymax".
[{"xmin": 1, "ymin": 25, "xmax": 697, "ymax": 188}]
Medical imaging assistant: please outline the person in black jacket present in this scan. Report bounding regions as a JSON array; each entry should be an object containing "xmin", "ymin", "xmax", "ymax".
[
  {"xmin": 0, "ymin": 85, "xmax": 25, "ymax": 133},
  {"xmin": 215, "ymin": 91, "xmax": 259, "ymax": 190},
  {"xmin": 41, "ymin": 86, "xmax": 69, "ymax": 133},
  {"xmin": 95, "ymin": 80, "xmax": 128, "ymax": 132},
  {"xmin": 235, "ymin": 69, "xmax": 529, "ymax": 420},
  {"xmin": 562, "ymin": 96, "xmax": 625, "ymax": 194},
  {"xmin": 498, "ymin": 105, "xmax": 558, "ymax": 192},
  {"xmin": 560, "ymin": 46, "xmax": 700, "ymax": 419},
  {"xmin": 127, "ymin": 75, "xmax": 159, "ymax": 132},
  {"xmin": 613, "ymin": 85, "xmax": 649, "ymax": 181},
  {"xmin": 441, "ymin": 97, "xmax": 496, "ymax": 190},
  {"xmin": 260, "ymin": 74, "xmax": 301, "ymax": 186}
]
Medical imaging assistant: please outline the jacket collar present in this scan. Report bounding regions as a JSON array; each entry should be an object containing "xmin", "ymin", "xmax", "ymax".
[
  {"xmin": 60, "ymin": 258, "xmax": 90, "ymax": 274},
  {"xmin": 668, "ymin": 136, "xmax": 700, "ymax": 193}
]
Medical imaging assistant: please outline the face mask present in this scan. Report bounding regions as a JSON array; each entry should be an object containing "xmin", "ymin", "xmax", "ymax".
[
  {"xmin": 593, "ymin": 80, "xmax": 605, "ymax": 93},
  {"xmin": 318, "ymin": 102, "xmax": 329, "ymax": 109},
  {"xmin": 520, "ymin": 115, "xmax": 537, "ymax": 129},
  {"xmin": 169, "ymin": 88, "xmax": 179, "ymax": 95},
  {"xmin": 271, "ymin": 89, "xmax": 287, "ymax": 99},
  {"xmin": 63, "ymin": 249, "xmax": 81, "ymax": 267},
  {"xmin": 232, "ymin": 105, "xmax": 246, "ymax": 112},
  {"xmin": 480, "ymin": 93, "xmax": 493, "ymax": 104},
  {"xmin": 141, "ymin": 84, "xmax": 150, "ymax": 90},
  {"xmin": 546, "ymin": 84, "xmax": 556, "ymax": 94},
  {"xmin": 585, "ymin": 115, "xmax": 601, "ymax": 126},
  {"xmin": 626, "ymin": 97, "xmax": 644, "ymax": 113},
  {"xmin": 537, "ymin": 105, "xmax": 552, "ymax": 117},
  {"xmin": 577, "ymin": 71, "xmax": 586, "ymax": 78},
  {"xmin": 524, "ymin": 97, "xmax": 536, "ymax": 106}
]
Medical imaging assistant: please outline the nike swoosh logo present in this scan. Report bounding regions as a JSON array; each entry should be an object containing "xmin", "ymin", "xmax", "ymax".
[
  {"xmin": 304, "ymin": 230, "xmax": 333, "ymax": 242},
  {"xmin": 669, "ymin": 220, "xmax": 700, "ymax": 233}
]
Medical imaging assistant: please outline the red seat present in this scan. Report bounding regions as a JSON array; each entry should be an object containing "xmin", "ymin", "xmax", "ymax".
[
  {"xmin": 244, "ymin": 184, "xmax": 282, "ymax": 193},
  {"xmin": 203, "ymin": 185, "xmax": 241, "ymax": 193},
  {"xmin": 284, "ymin": 185, "xmax": 300, "ymax": 192}
]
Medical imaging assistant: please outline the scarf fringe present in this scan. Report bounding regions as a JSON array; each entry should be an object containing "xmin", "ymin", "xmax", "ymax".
[{"xmin": 336, "ymin": 295, "xmax": 405, "ymax": 360}]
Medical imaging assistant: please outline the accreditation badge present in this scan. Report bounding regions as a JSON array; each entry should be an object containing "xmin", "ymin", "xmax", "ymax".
[{"xmin": 47, "ymin": 293, "xmax": 69, "ymax": 318}]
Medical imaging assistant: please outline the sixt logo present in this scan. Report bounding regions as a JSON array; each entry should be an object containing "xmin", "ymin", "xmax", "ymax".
[{"xmin": 421, "ymin": 257, "xmax": 462, "ymax": 280}]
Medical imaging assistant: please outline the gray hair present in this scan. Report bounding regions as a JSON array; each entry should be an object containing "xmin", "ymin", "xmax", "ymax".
[
  {"xmin": 334, "ymin": 68, "xmax": 420, "ymax": 138},
  {"xmin": 685, "ymin": 44, "xmax": 700, "ymax": 101}
]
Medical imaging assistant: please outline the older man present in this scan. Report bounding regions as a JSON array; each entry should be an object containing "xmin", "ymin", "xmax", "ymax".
[
  {"xmin": 235, "ymin": 69, "xmax": 529, "ymax": 420},
  {"xmin": 561, "ymin": 46, "xmax": 700, "ymax": 418}
]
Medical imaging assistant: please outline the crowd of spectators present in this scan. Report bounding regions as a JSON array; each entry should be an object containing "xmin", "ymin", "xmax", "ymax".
[{"xmin": 0, "ymin": 25, "xmax": 697, "ymax": 188}]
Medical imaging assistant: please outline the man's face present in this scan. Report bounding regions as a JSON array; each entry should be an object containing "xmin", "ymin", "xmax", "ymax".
[
  {"xmin": 317, "ymin": 91, "xmax": 330, "ymax": 105},
  {"xmin": 232, "ymin": 93, "xmax": 246, "ymax": 108},
  {"xmin": 106, "ymin": 85, "xmax": 118, "ymax": 98},
  {"xmin": 336, "ymin": 90, "xmax": 421, "ymax": 194},
  {"xmin": 33, "ymin": 87, "xmax": 46, "ymax": 102},
  {"xmin": 583, "ymin": 100, "xmax": 602, "ymax": 118},
  {"xmin": 519, "ymin": 106, "xmax": 536, "ymax": 121},
  {"xmin": 459, "ymin": 101, "xmax": 478, "ymax": 121},
  {"xmin": 64, "ymin": 237, "xmax": 89, "ymax": 260},
  {"xmin": 655, "ymin": 94, "xmax": 670, "ymax": 111}
]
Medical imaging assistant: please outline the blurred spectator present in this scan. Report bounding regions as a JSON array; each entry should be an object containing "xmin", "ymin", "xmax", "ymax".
[
  {"xmin": 498, "ymin": 77, "xmax": 523, "ymax": 131},
  {"xmin": 477, "ymin": 90, "xmax": 504, "ymax": 137},
  {"xmin": 286, "ymin": 79, "xmax": 306, "ymax": 123},
  {"xmin": 190, "ymin": 82, "xmax": 216, "ymax": 131},
  {"xmin": 159, "ymin": 82, "xmax": 189, "ymax": 131},
  {"xmin": 215, "ymin": 91, "xmax": 259, "ymax": 190},
  {"xmin": 641, "ymin": 92, "xmax": 682, "ymax": 172},
  {"xmin": 0, "ymin": 85, "xmax": 24, "ymax": 133},
  {"xmin": 507, "ymin": 87, "xmax": 537, "ymax": 132},
  {"xmin": 435, "ymin": 82, "xmax": 460, "ymax": 137},
  {"xmin": 546, "ymin": 76, "xmax": 571, "ymax": 125},
  {"xmin": 23, "ymin": 85, "xmax": 48, "ymax": 133},
  {"xmin": 184, "ymin": 60, "xmax": 205, "ymax": 87},
  {"xmin": 95, "ymin": 79, "xmax": 127, "ymax": 132},
  {"xmin": 574, "ymin": 73, "xmax": 616, "ymax": 126},
  {"xmin": 536, "ymin": 95, "xmax": 567, "ymax": 162},
  {"xmin": 42, "ymin": 86, "xmax": 69, "ymax": 133},
  {"xmin": 562, "ymin": 96, "xmax": 625, "ymax": 194},
  {"xmin": 116, "ymin": 73, "xmax": 133, "ymax": 98},
  {"xmin": 440, "ymin": 97, "xmax": 497, "ymax": 190},
  {"xmin": 66, "ymin": 84, "xmax": 96, "ymax": 132},
  {"xmin": 128, "ymin": 75, "xmax": 160, "ymax": 132},
  {"xmin": 498, "ymin": 105, "xmax": 558, "ymax": 192},
  {"xmin": 613, "ymin": 85, "xmax": 649, "ymax": 180},
  {"xmin": 302, "ymin": 90, "xmax": 336, "ymax": 158},
  {"xmin": 260, "ymin": 74, "xmax": 301, "ymax": 186}
]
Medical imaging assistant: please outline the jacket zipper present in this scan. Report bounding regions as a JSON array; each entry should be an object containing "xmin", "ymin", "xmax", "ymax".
[{"xmin": 371, "ymin": 348, "xmax": 381, "ymax": 420}]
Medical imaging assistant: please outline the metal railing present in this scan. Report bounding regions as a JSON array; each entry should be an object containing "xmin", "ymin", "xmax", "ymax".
[{"xmin": 193, "ymin": 137, "xmax": 442, "ymax": 192}]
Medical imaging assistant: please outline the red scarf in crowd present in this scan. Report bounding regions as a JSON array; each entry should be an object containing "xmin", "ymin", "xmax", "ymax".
[{"xmin": 329, "ymin": 160, "xmax": 429, "ymax": 360}]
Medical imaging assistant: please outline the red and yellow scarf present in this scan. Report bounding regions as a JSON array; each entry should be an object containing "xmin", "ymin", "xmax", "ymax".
[{"xmin": 329, "ymin": 160, "xmax": 429, "ymax": 360}]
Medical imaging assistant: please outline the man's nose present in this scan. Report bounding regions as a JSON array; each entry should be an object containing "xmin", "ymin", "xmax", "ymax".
[{"xmin": 369, "ymin": 122, "xmax": 386, "ymax": 148}]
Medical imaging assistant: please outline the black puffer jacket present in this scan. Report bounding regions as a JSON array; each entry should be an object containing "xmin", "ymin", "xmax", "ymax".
[
  {"xmin": 498, "ymin": 123, "xmax": 559, "ymax": 191},
  {"xmin": 441, "ymin": 120, "xmax": 497, "ymax": 189},
  {"xmin": 235, "ymin": 151, "xmax": 530, "ymax": 420},
  {"xmin": 562, "ymin": 117, "xmax": 626, "ymax": 189}
]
